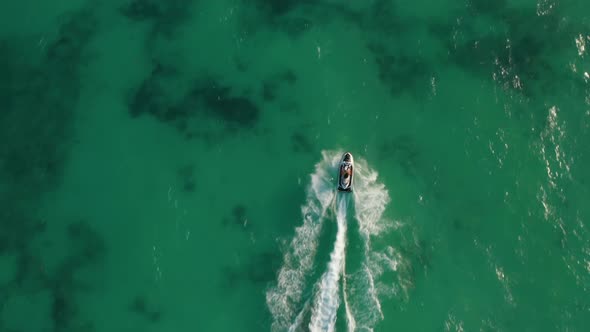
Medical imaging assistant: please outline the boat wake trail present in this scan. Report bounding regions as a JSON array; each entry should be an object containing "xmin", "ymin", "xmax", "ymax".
[
  {"xmin": 266, "ymin": 151, "xmax": 340, "ymax": 332},
  {"xmin": 347, "ymin": 157, "xmax": 395, "ymax": 331},
  {"xmin": 267, "ymin": 150, "xmax": 396, "ymax": 332},
  {"xmin": 309, "ymin": 194, "xmax": 349, "ymax": 332}
]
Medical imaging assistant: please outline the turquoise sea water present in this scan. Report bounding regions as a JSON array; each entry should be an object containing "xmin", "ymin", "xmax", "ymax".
[{"xmin": 1, "ymin": 1, "xmax": 590, "ymax": 331}]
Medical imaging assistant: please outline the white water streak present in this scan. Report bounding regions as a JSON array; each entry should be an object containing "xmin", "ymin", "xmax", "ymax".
[
  {"xmin": 343, "ymin": 257, "xmax": 357, "ymax": 332},
  {"xmin": 348, "ymin": 157, "xmax": 392, "ymax": 330},
  {"xmin": 267, "ymin": 151, "xmax": 340, "ymax": 332},
  {"xmin": 309, "ymin": 195, "xmax": 349, "ymax": 332},
  {"xmin": 267, "ymin": 150, "xmax": 394, "ymax": 331}
]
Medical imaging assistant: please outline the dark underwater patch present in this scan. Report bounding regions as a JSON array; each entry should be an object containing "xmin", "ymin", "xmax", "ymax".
[
  {"xmin": 279, "ymin": 100, "xmax": 300, "ymax": 113},
  {"xmin": 13, "ymin": 220, "xmax": 103, "ymax": 332},
  {"xmin": 44, "ymin": 221, "xmax": 106, "ymax": 331},
  {"xmin": 128, "ymin": 62, "xmax": 177, "ymax": 118},
  {"xmin": 46, "ymin": 10, "xmax": 97, "ymax": 67},
  {"xmin": 120, "ymin": 0, "xmax": 193, "ymax": 37},
  {"xmin": 0, "ymin": 209, "xmax": 46, "ymax": 255},
  {"xmin": 66, "ymin": 221, "xmax": 106, "ymax": 265},
  {"xmin": 429, "ymin": 4, "xmax": 583, "ymax": 97},
  {"xmin": 191, "ymin": 82, "xmax": 260, "ymax": 128},
  {"xmin": 242, "ymin": 0, "xmax": 361, "ymax": 39},
  {"xmin": 0, "ymin": 8, "xmax": 101, "ymax": 332},
  {"xmin": 51, "ymin": 290, "xmax": 77, "ymax": 331},
  {"xmin": 0, "ymin": 7, "xmax": 96, "ymax": 254},
  {"xmin": 361, "ymin": 0, "xmax": 585, "ymax": 102},
  {"xmin": 234, "ymin": 56, "xmax": 249, "ymax": 72},
  {"xmin": 233, "ymin": 205, "xmax": 247, "ymax": 226},
  {"xmin": 223, "ymin": 204, "xmax": 250, "ymax": 229},
  {"xmin": 1, "ymin": 7, "xmax": 97, "ymax": 194},
  {"xmin": 262, "ymin": 81, "xmax": 279, "ymax": 102},
  {"xmin": 261, "ymin": 69, "xmax": 297, "ymax": 102},
  {"xmin": 364, "ymin": 0, "xmax": 404, "ymax": 35},
  {"xmin": 276, "ymin": 16, "xmax": 315, "ymax": 38},
  {"xmin": 452, "ymin": 218, "xmax": 465, "ymax": 231},
  {"xmin": 378, "ymin": 135, "xmax": 420, "ymax": 176},
  {"xmin": 291, "ymin": 132, "xmax": 313, "ymax": 154},
  {"xmin": 130, "ymin": 295, "xmax": 162, "ymax": 323},
  {"xmin": 177, "ymin": 164, "xmax": 196, "ymax": 193},
  {"xmin": 13, "ymin": 249, "xmax": 46, "ymax": 291},
  {"xmin": 121, "ymin": 0, "xmax": 163, "ymax": 20},
  {"xmin": 367, "ymin": 43, "xmax": 432, "ymax": 97},
  {"xmin": 128, "ymin": 63, "xmax": 261, "ymax": 141},
  {"xmin": 252, "ymin": 0, "xmax": 307, "ymax": 18},
  {"xmin": 466, "ymin": 0, "xmax": 507, "ymax": 16},
  {"xmin": 277, "ymin": 70, "xmax": 297, "ymax": 84}
]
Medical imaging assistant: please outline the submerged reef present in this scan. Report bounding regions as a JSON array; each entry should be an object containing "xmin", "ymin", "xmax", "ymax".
[
  {"xmin": 187, "ymin": 80, "xmax": 260, "ymax": 128},
  {"xmin": 291, "ymin": 132, "xmax": 313, "ymax": 154},
  {"xmin": 177, "ymin": 164, "xmax": 196, "ymax": 193},
  {"xmin": 355, "ymin": 0, "xmax": 586, "ymax": 101},
  {"xmin": 130, "ymin": 295, "xmax": 162, "ymax": 323},
  {"xmin": 378, "ymin": 135, "xmax": 420, "ymax": 177},
  {"xmin": 434, "ymin": 3, "xmax": 582, "ymax": 96},
  {"xmin": 48, "ymin": 221, "xmax": 106, "ymax": 332},
  {"xmin": 252, "ymin": 0, "xmax": 307, "ymax": 18},
  {"xmin": 121, "ymin": 0, "xmax": 193, "ymax": 37},
  {"xmin": 241, "ymin": 0, "xmax": 361, "ymax": 38},
  {"xmin": 222, "ymin": 204, "xmax": 250, "ymax": 229},
  {"xmin": 128, "ymin": 61, "xmax": 261, "ymax": 142},
  {"xmin": 0, "ymin": 8, "xmax": 105, "ymax": 332},
  {"xmin": 260, "ymin": 70, "xmax": 297, "ymax": 102},
  {"xmin": 368, "ymin": 43, "xmax": 433, "ymax": 97},
  {"xmin": 0, "ymin": 6, "xmax": 95, "ymax": 247}
]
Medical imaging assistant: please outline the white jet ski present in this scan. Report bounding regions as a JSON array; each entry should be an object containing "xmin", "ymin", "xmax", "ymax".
[{"xmin": 337, "ymin": 152, "xmax": 354, "ymax": 192}]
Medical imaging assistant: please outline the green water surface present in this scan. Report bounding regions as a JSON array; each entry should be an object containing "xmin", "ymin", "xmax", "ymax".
[{"xmin": 1, "ymin": 0, "xmax": 589, "ymax": 331}]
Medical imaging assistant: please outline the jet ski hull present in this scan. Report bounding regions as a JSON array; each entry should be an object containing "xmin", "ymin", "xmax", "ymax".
[{"xmin": 337, "ymin": 152, "xmax": 354, "ymax": 192}]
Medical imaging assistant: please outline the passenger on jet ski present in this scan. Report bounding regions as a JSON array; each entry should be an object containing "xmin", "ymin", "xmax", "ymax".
[{"xmin": 338, "ymin": 152, "xmax": 354, "ymax": 192}]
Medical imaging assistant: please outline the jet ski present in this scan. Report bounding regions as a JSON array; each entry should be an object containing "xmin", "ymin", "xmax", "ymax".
[{"xmin": 337, "ymin": 152, "xmax": 354, "ymax": 192}]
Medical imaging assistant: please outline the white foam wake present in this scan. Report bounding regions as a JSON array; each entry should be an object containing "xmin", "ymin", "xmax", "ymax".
[
  {"xmin": 267, "ymin": 150, "xmax": 396, "ymax": 332},
  {"xmin": 309, "ymin": 194, "xmax": 349, "ymax": 332},
  {"xmin": 342, "ymin": 254, "xmax": 356, "ymax": 332},
  {"xmin": 347, "ymin": 157, "xmax": 394, "ymax": 330},
  {"xmin": 266, "ymin": 151, "xmax": 341, "ymax": 332}
]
